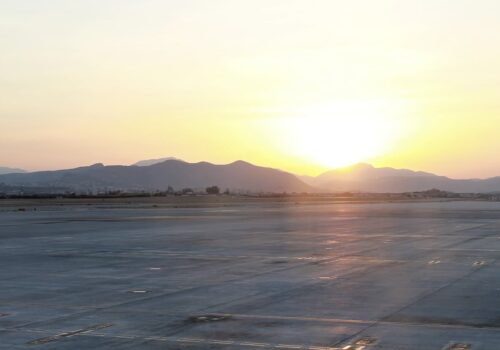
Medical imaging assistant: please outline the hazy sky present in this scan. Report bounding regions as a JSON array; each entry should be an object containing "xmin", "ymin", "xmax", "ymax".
[{"xmin": 1, "ymin": 0, "xmax": 500, "ymax": 178}]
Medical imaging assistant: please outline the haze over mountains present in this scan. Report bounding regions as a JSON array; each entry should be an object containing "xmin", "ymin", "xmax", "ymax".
[
  {"xmin": 0, "ymin": 166, "xmax": 26, "ymax": 175},
  {"xmin": 2, "ymin": 159, "xmax": 500, "ymax": 193}
]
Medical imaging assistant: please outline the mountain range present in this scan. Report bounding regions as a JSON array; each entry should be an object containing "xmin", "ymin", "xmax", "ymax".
[
  {"xmin": 302, "ymin": 163, "xmax": 500, "ymax": 193},
  {"xmin": 0, "ymin": 160, "xmax": 311, "ymax": 193},
  {"xmin": 2, "ymin": 159, "xmax": 500, "ymax": 193}
]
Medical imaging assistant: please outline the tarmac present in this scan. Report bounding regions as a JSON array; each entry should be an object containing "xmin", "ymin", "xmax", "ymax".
[{"xmin": 2, "ymin": 199, "xmax": 500, "ymax": 349}]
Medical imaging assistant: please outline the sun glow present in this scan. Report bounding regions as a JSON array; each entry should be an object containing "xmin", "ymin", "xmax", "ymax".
[{"xmin": 275, "ymin": 101, "xmax": 404, "ymax": 169}]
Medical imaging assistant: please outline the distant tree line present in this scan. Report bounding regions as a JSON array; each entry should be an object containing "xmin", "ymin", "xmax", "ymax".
[
  {"xmin": 205, "ymin": 186, "xmax": 220, "ymax": 194},
  {"xmin": 163, "ymin": 185, "xmax": 223, "ymax": 196}
]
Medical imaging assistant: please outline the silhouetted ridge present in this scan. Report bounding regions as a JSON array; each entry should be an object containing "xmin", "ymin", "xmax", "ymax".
[
  {"xmin": 0, "ymin": 160, "xmax": 312, "ymax": 193},
  {"xmin": 305, "ymin": 163, "xmax": 496, "ymax": 193}
]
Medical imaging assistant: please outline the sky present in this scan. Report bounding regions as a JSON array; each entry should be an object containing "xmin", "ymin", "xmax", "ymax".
[{"xmin": 1, "ymin": 0, "xmax": 500, "ymax": 178}]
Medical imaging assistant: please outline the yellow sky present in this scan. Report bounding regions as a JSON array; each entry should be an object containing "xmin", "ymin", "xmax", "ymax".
[{"xmin": 1, "ymin": 1, "xmax": 500, "ymax": 178}]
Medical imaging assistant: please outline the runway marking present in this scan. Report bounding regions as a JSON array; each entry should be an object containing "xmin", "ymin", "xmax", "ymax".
[
  {"xmin": 204, "ymin": 313, "xmax": 500, "ymax": 331},
  {"xmin": 127, "ymin": 290, "xmax": 152, "ymax": 294},
  {"xmin": 110, "ymin": 334, "xmax": 134, "ymax": 339},
  {"xmin": 205, "ymin": 339, "xmax": 235, "ymax": 345},
  {"xmin": 354, "ymin": 336, "xmax": 377, "ymax": 346},
  {"xmin": 240, "ymin": 341, "xmax": 269, "ymax": 347},
  {"xmin": 420, "ymin": 248, "xmax": 500, "ymax": 252},
  {"xmin": 27, "ymin": 323, "xmax": 112, "ymax": 345},
  {"xmin": 75, "ymin": 332, "xmax": 346, "ymax": 350},
  {"xmin": 11, "ymin": 318, "xmax": 484, "ymax": 350},
  {"xmin": 443, "ymin": 342, "xmax": 472, "ymax": 350},
  {"xmin": 84, "ymin": 249, "xmax": 327, "ymax": 261},
  {"xmin": 209, "ymin": 313, "xmax": 372, "ymax": 325},
  {"xmin": 275, "ymin": 344, "xmax": 304, "ymax": 349}
]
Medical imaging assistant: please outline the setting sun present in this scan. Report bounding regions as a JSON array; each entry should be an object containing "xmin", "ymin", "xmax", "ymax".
[
  {"xmin": 268, "ymin": 101, "xmax": 406, "ymax": 169},
  {"xmin": 289, "ymin": 115, "xmax": 385, "ymax": 168}
]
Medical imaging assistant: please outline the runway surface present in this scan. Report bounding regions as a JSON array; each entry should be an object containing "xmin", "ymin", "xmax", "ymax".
[{"xmin": 2, "ymin": 199, "xmax": 500, "ymax": 349}]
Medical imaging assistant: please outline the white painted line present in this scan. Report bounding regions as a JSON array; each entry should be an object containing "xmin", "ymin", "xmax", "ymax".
[
  {"xmin": 275, "ymin": 344, "xmax": 304, "ymax": 349},
  {"xmin": 145, "ymin": 336, "xmax": 168, "ymax": 341},
  {"xmin": 240, "ymin": 341, "xmax": 269, "ymax": 347},
  {"xmin": 177, "ymin": 337, "xmax": 204, "ymax": 343},
  {"xmin": 112, "ymin": 335, "xmax": 135, "ymax": 340},
  {"xmin": 206, "ymin": 340, "xmax": 235, "ymax": 345}
]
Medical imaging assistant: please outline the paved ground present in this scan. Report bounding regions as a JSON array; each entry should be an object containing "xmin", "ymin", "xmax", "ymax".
[{"xmin": 2, "ymin": 199, "xmax": 500, "ymax": 349}]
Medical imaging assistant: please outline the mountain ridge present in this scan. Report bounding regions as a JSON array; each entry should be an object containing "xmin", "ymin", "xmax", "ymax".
[
  {"xmin": 308, "ymin": 163, "xmax": 500, "ymax": 193},
  {"xmin": 2, "ymin": 160, "xmax": 500, "ymax": 193},
  {"xmin": 0, "ymin": 159, "xmax": 312, "ymax": 193}
]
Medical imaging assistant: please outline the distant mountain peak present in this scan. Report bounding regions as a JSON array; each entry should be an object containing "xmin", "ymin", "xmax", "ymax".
[
  {"xmin": 133, "ymin": 157, "xmax": 184, "ymax": 167},
  {"xmin": 230, "ymin": 160, "xmax": 252, "ymax": 166}
]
